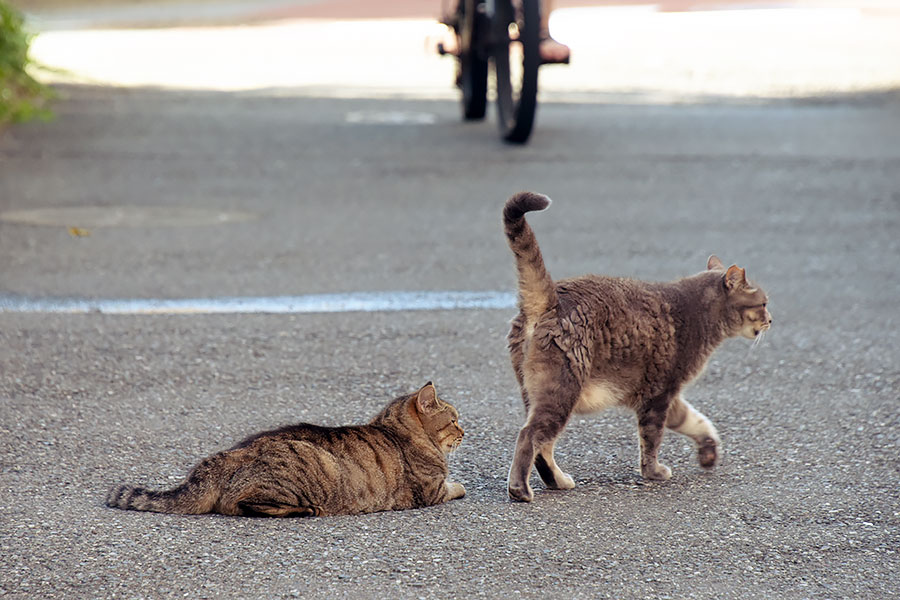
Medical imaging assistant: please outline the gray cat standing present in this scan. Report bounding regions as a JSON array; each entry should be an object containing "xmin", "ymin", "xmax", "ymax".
[{"xmin": 503, "ymin": 192, "xmax": 772, "ymax": 502}]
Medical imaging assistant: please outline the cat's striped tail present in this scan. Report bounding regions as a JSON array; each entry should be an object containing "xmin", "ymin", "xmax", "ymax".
[
  {"xmin": 503, "ymin": 192, "xmax": 559, "ymax": 321},
  {"xmin": 106, "ymin": 458, "xmax": 222, "ymax": 514},
  {"xmin": 106, "ymin": 482, "xmax": 217, "ymax": 514}
]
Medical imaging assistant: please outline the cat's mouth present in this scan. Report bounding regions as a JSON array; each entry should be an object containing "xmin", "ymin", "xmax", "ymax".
[
  {"xmin": 752, "ymin": 326, "xmax": 770, "ymax": 347},
  {"xmin": 755, "ymin": 321, "xmax": 773, "ymax": 336},
  {"xmin": 748, "ymin": 319, "xmax": 772, "ymax": 339}
]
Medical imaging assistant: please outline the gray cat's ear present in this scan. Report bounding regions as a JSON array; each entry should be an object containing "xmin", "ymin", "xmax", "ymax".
[
  {"xmin": 707, "ymin": 255, "xmax": 725, "ymax": 271},
  {"xmin": 724, "ymin": 265, "xmax": 747, "ymax": 290},
  {"xmin": 416, "ymin": 382, "xmax": 440, "ymax": 414}
]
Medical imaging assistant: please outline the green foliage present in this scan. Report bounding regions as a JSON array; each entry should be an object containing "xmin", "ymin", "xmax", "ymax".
[{"xmin": 1, "ymin": 0, "xmax": 54, "ymax": 125}]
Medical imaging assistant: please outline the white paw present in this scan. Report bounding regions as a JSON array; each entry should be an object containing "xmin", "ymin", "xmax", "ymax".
[
  {"xmin": 447, "ymin": 481, "xmax": 466, "ymax": 499},
  {"xmin": 557, "ymin": 472, "xmax": 576, "ymax": 489}
]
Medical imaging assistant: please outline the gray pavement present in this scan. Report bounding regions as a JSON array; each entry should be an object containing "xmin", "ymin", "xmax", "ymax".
[{"xmin": 2, "ymin": 31, "xmax": 900, "ymax": 600}]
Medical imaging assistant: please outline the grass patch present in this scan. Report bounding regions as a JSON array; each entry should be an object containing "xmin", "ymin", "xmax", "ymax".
[{"xmin": 1, "ymin": 0, "xmax": 54, "ymax": 125}]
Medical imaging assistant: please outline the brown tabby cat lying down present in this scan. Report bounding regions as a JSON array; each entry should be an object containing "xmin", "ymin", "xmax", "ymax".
[
  {"xmin": 503, "ymin": 192, "xmax": 772, "ymax": 502},
  {"xmin": 106, "ymin": 382, "xmax": 465, "ymax": 517}
]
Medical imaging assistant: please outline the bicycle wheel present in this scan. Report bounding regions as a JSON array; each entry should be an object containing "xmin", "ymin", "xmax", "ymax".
[
  {"xmin": 457, "ymin": 0, "xmax": 488, "ymax": 120},
  {"xmin": 491, "ymin": 0, "xmax": 540, "ymax": 143}
]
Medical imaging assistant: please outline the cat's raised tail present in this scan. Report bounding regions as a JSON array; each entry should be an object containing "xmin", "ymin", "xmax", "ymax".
[{"xmin": 503, "ymin": 192, "xmax": 559, "ymax": 321}]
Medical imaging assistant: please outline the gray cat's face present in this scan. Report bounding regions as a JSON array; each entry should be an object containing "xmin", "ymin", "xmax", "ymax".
[
  {"xmin": 708, "ymin": 256, "xmax": 772, "ymax": 340},
  {"xmin": 726, "ymin": 270, "xmax": 772, "ymax": 339},
  {"xmin": 736, "ymin": 290, "xmax": 772, "ymax": 339}
]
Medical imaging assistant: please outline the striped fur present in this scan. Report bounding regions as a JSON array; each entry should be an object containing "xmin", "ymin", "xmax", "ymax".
[
  {"xmin": 502, "ymin": 192, "xmax": 772, "ymax": 502},
  {"xmin": 106, "ymin": 383, "xmax": 465, "ymax": 517},
  {"xmin": 503, "ymin": 192, "xmax": 559, "ymax": 324}
]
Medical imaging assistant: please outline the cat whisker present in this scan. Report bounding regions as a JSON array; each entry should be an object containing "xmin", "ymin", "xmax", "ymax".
[{"xmin": 751, "ymin": 329, "xmax": 766, "ymax": 349}]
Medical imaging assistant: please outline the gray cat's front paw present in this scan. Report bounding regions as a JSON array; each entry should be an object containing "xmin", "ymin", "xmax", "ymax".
[
  {"xmin": 697, "ymin": 436, "xmax": 718, "ymax": 468},
  {"xmin": 641, "ymin": 462, "xmax": 672, "ymax": 481}
]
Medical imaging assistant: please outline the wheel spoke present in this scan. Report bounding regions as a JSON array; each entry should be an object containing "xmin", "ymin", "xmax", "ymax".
[{"xmin": 491, "ymin": 0, "xmax": 539, "ymax": 143}]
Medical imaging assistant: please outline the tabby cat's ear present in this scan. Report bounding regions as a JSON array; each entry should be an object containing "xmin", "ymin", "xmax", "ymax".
[
  {"xmin": 724, "ymin": 265, "xmax": 747, "ymax": 290},
  {"xmin": 416, "ymin": 382, "xmax": 440, "ymax": 414},
  {"xmin": 707, "ymin": 255, "xmax": 725, "ymax": 271}
]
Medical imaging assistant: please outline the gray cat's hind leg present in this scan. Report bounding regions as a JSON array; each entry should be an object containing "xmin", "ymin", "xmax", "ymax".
[
  {"xmin": 508, "ymin": 425, "xmax": 539, "ymax": 502},
  {"xmin": 508, "ymin": 416, "xmax": 575, "ymax": 501},
  {"xmin": 534, "ymin": 440, "xmax": 575, "ymax": 490},
  {"xmin": 508, "ymin": 379, "xmax": 578, "ymax": 502},
  {"xmin": 666, "ymin": 395, "xmax": 720, "ymax": 468}
]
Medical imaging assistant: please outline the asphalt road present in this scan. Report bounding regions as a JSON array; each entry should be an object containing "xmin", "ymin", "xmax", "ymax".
[{"xmin": 2, "ymin": 67, "xmax": 900, "ymax": 600}]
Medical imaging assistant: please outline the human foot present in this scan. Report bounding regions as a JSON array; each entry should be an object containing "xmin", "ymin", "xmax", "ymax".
[
  {"xmin": 540, "ymin": 36, "xmax": 570, "ymax": 64},
  {"xmin": 434, "ymin": 26, "xmax": 460, "ymax": 57}
]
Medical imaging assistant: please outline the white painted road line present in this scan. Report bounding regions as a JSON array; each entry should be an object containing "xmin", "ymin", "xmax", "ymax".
[{"xmin": 0, "ymin": 291, "xmax": 517, "ymax": 315}]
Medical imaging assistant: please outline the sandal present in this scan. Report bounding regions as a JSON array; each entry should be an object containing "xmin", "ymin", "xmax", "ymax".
[{"xmin": 539, "ymin": 34, "xmax": 571, "ymax": 65}]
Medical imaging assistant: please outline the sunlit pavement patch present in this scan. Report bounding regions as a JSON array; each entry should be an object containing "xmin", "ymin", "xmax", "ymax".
[
  {"xmin": 0, "ymin": 291, "xmax": 517, "ymax": 315},
  {"xmin": 0, "ymin": 206, "xmax": 257, "ymax": 228},
  {"xmin": 26, "ymin": 9, "xmax": 900, "ymax": 100}
]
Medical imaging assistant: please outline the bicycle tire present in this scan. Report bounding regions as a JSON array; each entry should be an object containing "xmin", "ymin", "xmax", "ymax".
[
  {"xmin": 458, "ymin": 0, "xmax": 488, "ymax": 120},
  {"xmin": 491, "ymin": 0, "xmax": 540, "ymax": 143}
]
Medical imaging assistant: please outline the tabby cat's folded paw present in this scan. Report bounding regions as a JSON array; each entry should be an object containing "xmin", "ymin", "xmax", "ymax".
[{"xmin": 446, "ymin": 481, "xmax": 466, "ymax": 500}]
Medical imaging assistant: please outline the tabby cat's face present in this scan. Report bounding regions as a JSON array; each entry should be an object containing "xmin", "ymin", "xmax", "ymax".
[
  {"xmin": 419, "ymin": 403, "xmax": 464, "ymax": 454},
  {"xmin": 412, "ymin": 383, "xmax": 464, "ymax": 454},
  {"xmin": 427, "ymin": 403, "xmax": 464, "ymax": 454}
]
